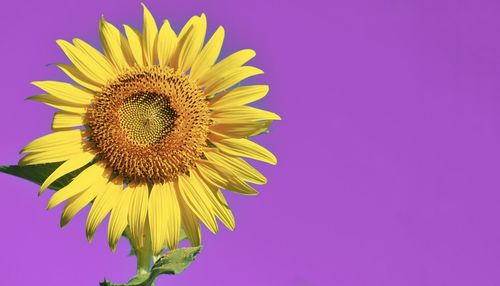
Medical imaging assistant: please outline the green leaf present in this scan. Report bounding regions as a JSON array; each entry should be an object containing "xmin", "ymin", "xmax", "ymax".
[
  {"xmin": 100, "ymin": 246, "xmax": 202, "ymax": 286},
  {"xmin": 0, "ymin": 163, "xmax": 87, "ymax": 191},
  {"xmin": 150, "ymin": 246, "xmax": 202, "ymax": 276},
  {"xmin": 100, "ymin": 280, "xmax": 113, "ymax": 286}
]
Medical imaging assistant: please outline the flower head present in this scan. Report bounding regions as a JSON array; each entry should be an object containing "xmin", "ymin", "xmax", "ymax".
[{"xmin": 21, "ymin": 4, "xmax": 279, "ymax": 254}]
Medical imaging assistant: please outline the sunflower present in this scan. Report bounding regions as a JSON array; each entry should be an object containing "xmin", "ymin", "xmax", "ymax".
[{"xmin": 21, "ymin": 4, "xmax": 278, "ymax": 265}]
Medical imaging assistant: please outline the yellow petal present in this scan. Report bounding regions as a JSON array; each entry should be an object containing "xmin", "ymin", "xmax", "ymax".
[
  {"xmin": 52, "ymin": 111, "xmax": 85, "ymax": 130},
  {"xmin": 207, "ymin": 130, "xmax": 228, "ymax": 142},
  {"xmin": 47, "ymin": 164, "xmax": 106, "ymax": 209},
  {"xmin": 192, "ymin": 171, "xmax": 235, "ymax": 230},
  {"xmin": 100, "ymin": 17, "xmax": 133, "ymax": 71},
  {"xmin": 86, "ymin": 176, "xmax": 122, "ymax": 242},
  {"xmin": 177, "ymin": 174, "xmax": 218, "ymax": 233},
  {"xmin": 57, "ymin": 64, "xmax": 101, "ymax": 92},
  {"xmin": 170, "ymin": 15, "xmax": 199, "ymax": 70},
  {"xmin": 210, "ymin": 188, "xmax": 235, "ymax": 231},
  {"xmin": 215, "ymin": 138, "xmax": 277, "ymax": 165},
  {"xmin": 177, "ymin": 14, "xmax": 206, "ymax": 73},
  {"xmin": 19, "ymin": 146, "xmax": 85, "ymax": 166},
  {"xmin": 148, "ymin": 183, "xmax": 168, "ymax": 254},
  {"xmin": 210, "ymin": 120, "xmax": 272, "ymax": 138},
  {"xmin": 178, "ymin": 195, "xmax": 201, "ymax": 246},
  {"xmin": 141, "ymin": 3, "xmax": 158, "ymax": 66},
  {"xmin": 60, "ymin": 174, "xmax": 107, "ymax": 227},
  {"xmin": 147, "ymin": 182, "xmax": 181, "ymax": 253},
  {"xmin": 28, "ymin": 94, "xmax": 87, "ymax": 114},
  {"xmin": 164, "ymin": 182, "xmax": 181, "ymax": 250},
  {"xmin": 124, "ymin": 25, "xmax": 144, "ymax": 67},
  {"xmin": 56, "ymin": 40, "xmax": 113, "ymax": 84},
  {"xmin": 210, "ymin": 85, "xmax": 269, "ymax": 108},
  {"xmin": 72, "ymin": 38, "xmax": 116, "ymax": 76},
  {"xmin": 120, "ymin": 37, "xmax": 136, "ymax": 67},
  {"xmin": 203, "ymin": 66, "xmax": 264, "ymax": 97},
  {"xmin": 20, "ymin": 130, "xmax": 84, "ymax": 154},
  {"xmin": 212, "ymin": 106, "xmax": 281, "ymax": 122},
  {"xmin": 204, "ymin": 151, "xmax": 267, "ymax": 184},
  {"xmin": 178, "ymin": 15, "xmax": 200, "ymax": 39},
  {"xmin": 195, "ymin": 159, "xmax": 258, "ymax": 195},
  {"xmin": 108, "ymin": 184, "xmax": 133, "ymax": 251},
  {"xmin": 27, "ymin": 94, "xmax": 82, "ymax": 107},
  {"xmin": 157, "ymin": 19, "xmax": 178, "ymax": 68},
  {"xmin": 190, "ymin": 26, "xmax": 224, "ymax": 80},
  {"xmin": 128, "ymin": 182, "xmax": 149, "ymax": 249},
  {"xmin": 31, "ymin": 81, "xmax": 94, "ymax": 105},
  {"xmin": 39, "ymin": 151, "xmax": 95, "ymax": 195},
  {"xmin": 198, "ymin": 49, "xmax": 255, "ymax": 85},
  {"xmin": 60, "ymin": 192, "xmax": 85, "ymax": 222}
]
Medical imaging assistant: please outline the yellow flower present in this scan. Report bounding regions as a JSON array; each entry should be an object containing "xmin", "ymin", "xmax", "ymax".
[{"xmin": 21, "ymin": 4, "xmax": 279, "ymax": 255}]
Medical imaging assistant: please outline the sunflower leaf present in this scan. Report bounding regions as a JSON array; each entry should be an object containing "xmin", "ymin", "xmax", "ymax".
[
  {"xmin": 100, "ymin": 246, "xmax": 202, "ymax": 286},
  {"xmin": 150, "ymin": 246, "xmax": 201, "ymax": 276},
  {"xmin": 0, "ymin": 163, "xmax": 86, "ymax": 191}
]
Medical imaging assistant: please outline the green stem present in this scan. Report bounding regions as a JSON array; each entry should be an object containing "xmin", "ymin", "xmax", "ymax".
[
  {"xmin": 136, "ymin": 245, "xmax": 152, "ymax": 275},
  {"xmin": 135, "ymin": 237, "xmax": 156, "ymax": 285},
  {"xmin": 136, "ymin": 223, "xmax": 153, "ymax": 275}
]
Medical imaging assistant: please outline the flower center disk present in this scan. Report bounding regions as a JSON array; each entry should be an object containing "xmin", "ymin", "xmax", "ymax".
[
  {"xmin": 119, "ymin": 92, "xmax": 176, "ymax": 146},
  {"xmin": 87, "ymin": 66, "xmax": 210, "ymax": 183}
]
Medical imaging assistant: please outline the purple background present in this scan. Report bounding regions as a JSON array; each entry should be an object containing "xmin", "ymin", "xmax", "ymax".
[{"xmin": 1, "ymin": 0, "xmax": 500, "ymax": 285}]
